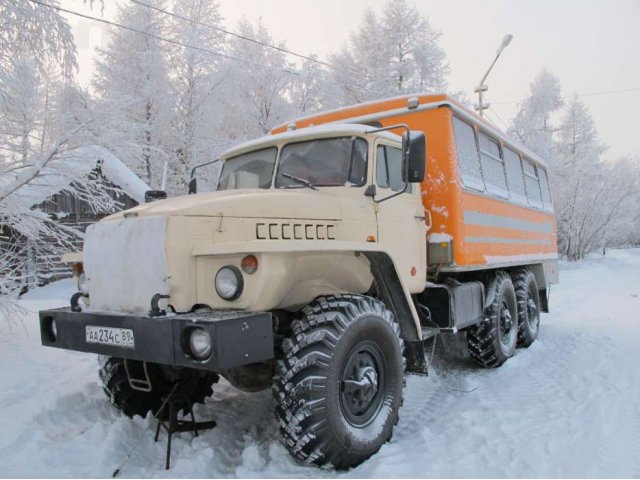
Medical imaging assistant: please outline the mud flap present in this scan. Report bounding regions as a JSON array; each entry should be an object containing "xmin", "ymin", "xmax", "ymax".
[{"xmin": 405, "ymin": 340, "xmax": 428, "ymax": 375}]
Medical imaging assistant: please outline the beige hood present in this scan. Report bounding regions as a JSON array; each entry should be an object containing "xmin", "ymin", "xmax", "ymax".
[{"xmin": 104, "ymin": 189, "xmax": 344, "ymax": 221}]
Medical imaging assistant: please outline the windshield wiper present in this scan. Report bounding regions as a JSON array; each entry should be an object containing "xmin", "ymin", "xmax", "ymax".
[{"xmin": 280, "ymin": 172, "xmax": 318, "ymax": 190}]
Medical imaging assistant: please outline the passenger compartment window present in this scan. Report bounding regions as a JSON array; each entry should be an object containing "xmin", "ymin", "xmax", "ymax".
[
  {"xmin": 478, "ymin": 132, "xmax": 508, "ymax": 198},
  {"xmin": 504, "ymin": 147, "xmax": 527, "ymax": 204},
  {"xmin": 523, "ymin": 159, "xmax": 543, "ymax": 208},
  {"xmin": 452, "ymin": 117, "xmax": 484, "ymax": 191},
  {"xmin": 539, "ymin": 168, "xmax": 553, "ymax": 210},
  {"xmin": 376, "ymin": 144, "xmax": 412, "ymax": 193}
]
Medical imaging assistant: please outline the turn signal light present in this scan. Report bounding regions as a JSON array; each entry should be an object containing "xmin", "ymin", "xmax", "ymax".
[
  {"xmin": 241, "ymin": 254, "xmax": 259, "ymax": 274},
  {"xmin": 71, "ymin": 262, "xmax": 84, "ymax": 275}
]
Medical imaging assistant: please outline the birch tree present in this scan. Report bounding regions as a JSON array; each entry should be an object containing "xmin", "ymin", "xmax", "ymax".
[
  {"xmin": 92, "ymin": 0, "xmax": 173, "ymax": 188},
  {"xmin": 221, "ymin": 19, "xmax": 291, "ymax": 138},
  {"xmin": 509, "ymin": 68, "xmax": 563, "ymax": 163},
  {"xmin": 329, "ymin": 0, "xmax": 449, "ymax": 103},
  {"xmin": 166, "ymin": 0, "xmax": 225, "ymax": 193}
]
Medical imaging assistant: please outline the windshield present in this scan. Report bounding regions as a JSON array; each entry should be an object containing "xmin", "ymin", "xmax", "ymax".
[
  {"xmin": 275, "ymin": 137, "xmax": 368, "ymax": 188},
  {"xmin": 217, "ymin": 147, "xmax": 277, "ymax": 191}
]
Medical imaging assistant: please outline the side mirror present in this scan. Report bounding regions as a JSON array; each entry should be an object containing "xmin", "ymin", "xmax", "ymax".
[
  {"xmin": 144, "ymin": 190, "xmax": 167, "ymax": 203},
  {"xmin": 188, "ymin": 177, "xmax": 197, "ymax": 195},
  {"xmin": 402, "ymin": 131, "xmax": 426, "ymax": 183}
]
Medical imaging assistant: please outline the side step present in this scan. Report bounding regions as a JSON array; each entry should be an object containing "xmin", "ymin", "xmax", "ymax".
[{"xmin": 421, "ymin": 326, "xmax": 440, "ymax": 340}]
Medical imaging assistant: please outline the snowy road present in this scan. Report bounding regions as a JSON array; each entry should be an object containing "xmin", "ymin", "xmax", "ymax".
[{"xmin": 1, "ymin": 249, "xmax": 639, "ymax": 478}]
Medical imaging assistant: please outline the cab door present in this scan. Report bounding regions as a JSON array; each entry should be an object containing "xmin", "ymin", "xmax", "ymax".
[{"xmin": 373, "ymin": 140, "xmax": 427, "ymax": 293}]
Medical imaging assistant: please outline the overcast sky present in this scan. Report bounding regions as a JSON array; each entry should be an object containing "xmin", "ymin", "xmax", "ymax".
[{"xmin": 64, "ymin": 0, "xmax": 640, "ymax": 160}]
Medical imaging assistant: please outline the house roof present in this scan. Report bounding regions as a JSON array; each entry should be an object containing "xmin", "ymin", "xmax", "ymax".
[{"xmin": 11, "ymin": 145, "xmax": 150, "ymax": 207}]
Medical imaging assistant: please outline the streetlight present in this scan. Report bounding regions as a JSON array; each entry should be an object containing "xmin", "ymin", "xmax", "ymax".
[{"xmin": 474, "ymin": 34, "xmax": 513, "ymax": 117}]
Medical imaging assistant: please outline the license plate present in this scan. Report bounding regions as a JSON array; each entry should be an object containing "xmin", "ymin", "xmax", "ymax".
[{"xmin": 86, "ymin": 326, "xmax": 135, "ymax": 348}]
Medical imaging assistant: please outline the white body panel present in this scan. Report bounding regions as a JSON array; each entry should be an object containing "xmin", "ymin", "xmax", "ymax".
[{"xmin": 84, "ymin": 216, "xmax": 170, "ymax": 314}]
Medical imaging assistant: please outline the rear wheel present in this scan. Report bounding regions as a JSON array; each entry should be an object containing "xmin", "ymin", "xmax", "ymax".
[
  {"xmin": 274, "ymin": 294, "xmax": 405, "ymax": 469},
  {"xmin": 98, "ymin": 357, "xmax": 219, "ymax": 418},
  {"xmin": 512, "ymin": 269, "xmax": 541, "ymax": 347},
  {"xmin": 467, "ymin": 271, "xmax": 518, "ymax": 368}
]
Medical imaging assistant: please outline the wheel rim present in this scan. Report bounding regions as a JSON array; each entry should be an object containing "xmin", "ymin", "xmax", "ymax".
[
  {"xmin": 499, "ymin": 300, "xmax": 515, "ymax": 347},
  {"xmin": 526, "ymin": 291, "xmax": 540, "ymax": 333},
  {"xmin": 340, "ymin": 340, "xmax": 386, "ymax": 427}
]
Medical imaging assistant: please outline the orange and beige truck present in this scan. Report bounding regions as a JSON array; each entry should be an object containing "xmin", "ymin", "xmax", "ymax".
[{"xmin": 40, "ymin": 93, "xmax": 558, "ymax": 469}]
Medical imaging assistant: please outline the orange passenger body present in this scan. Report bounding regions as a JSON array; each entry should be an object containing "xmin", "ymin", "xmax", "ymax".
[{"xmin": 272, "ymin": 93, "xmax": 558, "ymax": 273}]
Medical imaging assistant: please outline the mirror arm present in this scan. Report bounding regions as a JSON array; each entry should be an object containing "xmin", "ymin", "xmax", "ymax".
[
  {"xmin": 190, "ymin": 157, "xmax": 220, "ymax": 179},
  {"xmin": 372, "ymin": 178, "xmax": 409, "ymax": 204}
]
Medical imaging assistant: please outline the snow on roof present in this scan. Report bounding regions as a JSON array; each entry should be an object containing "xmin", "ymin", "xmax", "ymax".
[
  {"xmin": 222, "ymin": 123, "xmax": 402, "ymax": 159},
  {"xmin": 10, "ymin": 145, "xmax": 150, "ymax": 206}
]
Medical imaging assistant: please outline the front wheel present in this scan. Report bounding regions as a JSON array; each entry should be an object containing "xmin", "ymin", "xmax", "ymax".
[
  {"xmin": 274, "ymin": 294, "xmax": 405, "ymax": 470},
  {"xmin": 99, "ymin": 357, "xmax": 219, "ymax": 418}
]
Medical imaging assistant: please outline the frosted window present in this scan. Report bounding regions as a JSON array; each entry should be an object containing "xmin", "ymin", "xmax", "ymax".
[
  {"xmin": 276, "ymin": 137, "xmax": 368, "ymax": 188},
  {"xmin": 504, "ymin": 147, "xmax": 527, "ymax": 203},
  {"xmin": 218, "ymin": 147, "xmax": 277, "ymax": 190},
  {"xmin": 523, "ymin": 159, "xmax": 543, "ymax": 208},
  {"xmin": 539, "ymin": 168, "xmax": 553, "ymax": 210},
  {"xmin": 478, "ymin": 133, "xmax": 508, "ymax": 198},
  {"xmin": 452, "ymin": 117, "xmax": 484, "ymax": 190}
]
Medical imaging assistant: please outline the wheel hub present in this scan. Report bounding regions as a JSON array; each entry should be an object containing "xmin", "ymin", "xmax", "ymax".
[
  {"xmin": 340, "ymin": 345, "xmax": 385, "ymax": 426},
  {"xmin": 499, "ymin": 301, "xmax": 514, "ymax": 346}
]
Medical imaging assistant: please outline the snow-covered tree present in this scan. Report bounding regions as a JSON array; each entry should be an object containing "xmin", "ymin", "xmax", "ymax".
[
  {"xmin": 0, "ymin": 0, "xmax": 77, "ymax": 79},
  {"xmin": 221, "ymin": 19, "xmax": 291, "ymax": 138},
  {"xmin": 0, "ymin": 60, "xmax": 43, "ymax": 168},
  {"xmin": 509, "ymin": 68, "xmax": 563, "ymax": 163},
  {"xmin": 92, "ymin": 0, "xmax": 173, "ymax": 188},
  {"xmin": 165, "ymin": 0, "xmax": 226, "ymax": 193},
  {"xmin": 552, "ymin": 96, "xmax": 624, "ymax": 260},
  {"xmin": 288, "ymin": 56, "xmax": 338, "ymax": 116},
  {"xmin": 329, "ymin": 0, "xmax": 449, "ymax": 103}
]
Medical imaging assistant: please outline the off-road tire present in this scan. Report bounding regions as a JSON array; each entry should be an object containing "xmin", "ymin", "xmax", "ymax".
[
  {"xmin": 98, "ymin": 357, "xmax": 219, "ymax": 418},
  {"xmin": 512, "ymin": 269, "xmax": 541, "ymax": 348},
  {"xmin": 274, "ymin": 294, "xmax": 405, "ymax": 470},
  {"xmin": 467, "ymin": 271, "xmax": 518, "ymax": 368}
]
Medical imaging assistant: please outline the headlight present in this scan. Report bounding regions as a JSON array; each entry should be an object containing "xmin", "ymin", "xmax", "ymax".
[
  {"xmin": 50, "ymin": 319, "xmax": 57, "ymax": 340},
  {"xmin": 189, "ymin": 328, "xmax": 212, "ymax": 360},
  {"xmin": 215, "ymin": 266, "xmax": 243, "ymax": 300}
]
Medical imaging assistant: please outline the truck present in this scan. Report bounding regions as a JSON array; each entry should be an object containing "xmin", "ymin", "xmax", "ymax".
[{"xmin": 39, "ymin": 93, "xmax": 558, "ymax": 470}]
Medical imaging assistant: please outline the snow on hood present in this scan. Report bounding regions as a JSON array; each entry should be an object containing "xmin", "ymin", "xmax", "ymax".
[
  {"xmin": 8, "ymin": 145, "xmax": 149, "ymax": 206},
  {"xmin": 106, "ymin": 188, "xmax": 344, "ymax": 221}
]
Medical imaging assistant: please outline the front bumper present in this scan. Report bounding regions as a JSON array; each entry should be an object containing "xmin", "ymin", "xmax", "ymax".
[{"xmin": 39, "ymin": 308, "xmax": 274, "ymax": 371}]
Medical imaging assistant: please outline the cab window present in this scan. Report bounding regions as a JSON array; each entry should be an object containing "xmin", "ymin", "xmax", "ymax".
[
  {"xmin": 275, "ymin": 137, "xmax": 367, "ymax": 188},
  {"xmin": 376, "ymin": 144, "xmax": 412, "ymax": 193},
  {"xmin": 218, "ymin": 147, "xmax": 277, "ymax": 190}
]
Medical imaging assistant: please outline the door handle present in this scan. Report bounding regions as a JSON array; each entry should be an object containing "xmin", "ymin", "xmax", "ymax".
[{"xmin": 422, "ymin": 209, "xmax": 432, "ymax": 229}]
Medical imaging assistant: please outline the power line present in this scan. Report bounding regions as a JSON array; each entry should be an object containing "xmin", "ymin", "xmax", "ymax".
[
  {"xmin": 24, "ymin": 0, "xmax": 382, "ymax": 97},
  {"xmin": 488, "ymin": 106, "xmax": 509, "ymax": 130},
  {"xmin": 128, "ymin": 0, "xmax": 374, "ymax": 94},
  {"xmin": 129, "ymin": 0, "xmax": 332, "ymax": 68},
  {"xmin": 24, "ymin": 0, "xmax": 290, "ymax": 73},
  {"xmin": 492, "ymin": 87, "xmax": 640, "ymax": 106}
]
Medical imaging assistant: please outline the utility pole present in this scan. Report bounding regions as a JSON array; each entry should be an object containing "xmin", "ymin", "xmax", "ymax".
[{"xmin": 475, "ymin": 34, "xmax": 513, "ymax": 117}]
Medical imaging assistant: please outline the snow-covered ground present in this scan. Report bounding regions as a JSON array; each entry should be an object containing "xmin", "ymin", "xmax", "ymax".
[{"xmin": 1, "ymin": 249, "xmax": 639, "ymax": 478}]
